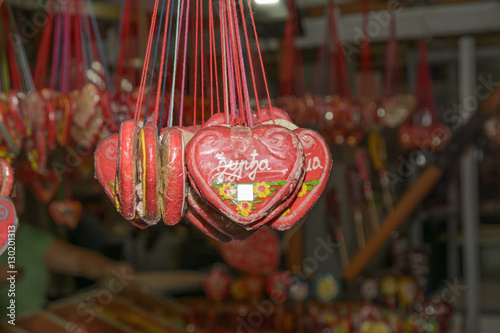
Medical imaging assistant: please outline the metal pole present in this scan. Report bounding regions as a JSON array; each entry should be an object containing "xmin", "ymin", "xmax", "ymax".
[
  {"xmin": 447, "ymin": 180, "xmax": 459, "ymax": 281},
  {"xmin": 458, "ymin": 36, "xmax": 480, "ymax": 333},
  {"xmin": 447, "ymin": 62, "xmax": 460, "ymax": 281}
]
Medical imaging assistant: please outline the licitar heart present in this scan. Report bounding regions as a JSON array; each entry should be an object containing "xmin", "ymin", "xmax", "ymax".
[{"xmin": 186, "ymin": 124, "xmax": 305, "ymax": 225}]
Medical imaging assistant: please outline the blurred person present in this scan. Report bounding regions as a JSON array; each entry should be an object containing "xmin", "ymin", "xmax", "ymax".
[{"xmin": 0, "ymin": 222, "xmax": 134, "ymax": 318}]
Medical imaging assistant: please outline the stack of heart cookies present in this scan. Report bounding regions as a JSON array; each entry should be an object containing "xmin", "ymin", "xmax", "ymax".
[{"xmin": 94, "ymin": 107, "xmax": 332, "ymax": 241}]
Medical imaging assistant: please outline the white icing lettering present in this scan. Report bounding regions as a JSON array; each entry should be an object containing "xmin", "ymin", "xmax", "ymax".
[
  {"xmin": 306, "ymin": 156, "xmax": 324, "ymax": 172},
  {"xmin": 215, "ymin": 150, "xmax": 272, "ymax": 182}
]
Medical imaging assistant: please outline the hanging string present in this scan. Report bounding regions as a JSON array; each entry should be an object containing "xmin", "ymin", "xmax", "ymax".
[
  {"xmin": 178, "ymin": 0, "xmax": 191, "ymax": 126},
  {"xmin": 193, "ymin": 0, "xmax": 200, "ymax": 127},
  {"xmin": 221, "ymin": 1, "xmax": 237, "ymax": 124},
  {"xmin": 199, "ymin": 0, "xmax": 205, "ymax": 124},
  {"xmin": 168, "ymin": 0, "xmax": 185, "ymax": 127},
  {"xmin": 134, "ymin": 0, "xmax": 162, "ymax": 123},
  {"xmin": 416, "ymin": 41, "xmax": 437, "ymax": 123},
  {"xmin": 79, "ymin": 1, "xmax": 92, "ymax": 74},
  {"xmin": 225, "ymin": 0, "xmax": 244, "ymax": 124},
  {"xmin": 237, "ymin": 0, "xmax": 263, "ymax": 122},
  {"xmin": 226, "ymin": 19, "xmax": 238, "ymax": 124},
  {"xmin": 383, "ymin": 13, "xmax": 401, "ymax": 98},
  {"xmin": 328, "ymin": 0, "xmax": 350, "ymax": 98},
  {"xmin": 50, "ymin": 13, "xmax": 62, "ymax": 90},
  {"xmin": 0, "ymin": 8, "xmax": 11, "ymax": 92},
  {"xmin": 358, "ymin": 0, "xmax": 377, "ymax": 99},
  {"xmin": 114, "ymin": 0, "xmax": 128, "ymax": 93},
  {"xmin": 153, "ymin": 0, "xmax": 173, "ymax": 123},
  {"xmin": 143, "ymin": 0, "xmax": 168, "ymax": 123},
  {"xmin": 1, "ymin": 6, "xmax": 22, "ymax": 91},
  {"xmin": 245, "ymin": 0, "xmax": 273, "ymax": 118},
  {"xmin": 4, "ymin": 4, "xmax": 32, "ymax": 92},
  {"xmin": 219, "ymin": 0, "xmax": 230, "ymax": 124},
  {"xmin": 85, "ymin": 0, "xmax": 114, "ymax": 91},
  {"xmin": 209, "ymin": 0, "xmax": 220, "ymax": 114},
  {"xmin": 230, "ymin": 0, "xmax": 252, "ymax": 126},
  {"xmin": 159, "ymin": 0, "xmax": 176, "ymax": 129},
  {"xmin": 228, "ymin": 0, "xmax": 249, "ymax": 125},
  {"xmin": 208, "ymin": 0, "xmax": 214, "ymax": 116},
  {"xmin": 137, "ymin": 0, "xmax": 148, "ymax": 65},
  {"xmin": 232, "ymin": 0, "xmax": 249, "ymax": 124},
  {"xmin": 0, "ymin": 15, "xmax": 8, "ymax": 92},
  {"xmin": 34, "ymin": 0, "xmax": 55, "ymax": 90},
  {"xmin": 60, "ymin": 0, "xmax": 71, "ymax": 92},
  {"xmin": 131, "ymin": 0, "xmax": 143, "ymax": 87},
  {"xmin": 74, "ymin": 0, "xmax": 85, "ymax": 89}
]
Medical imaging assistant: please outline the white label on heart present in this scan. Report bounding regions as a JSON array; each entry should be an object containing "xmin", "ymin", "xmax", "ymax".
[{"xmin": 237, "ymin": 184, "xmax": 254, "ymax": 202}]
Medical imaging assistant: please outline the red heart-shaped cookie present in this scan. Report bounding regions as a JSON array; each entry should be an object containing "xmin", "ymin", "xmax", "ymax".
[
  {"xmin": 380, "ymin": 94, "xmax": 415, "ymax": 128},
  {"xmin": 45, "ymin": 98, "xmax": 57, "ymax": 151},
  {"xmin": 0, "ymin": 198, "xmax": 17, "ymax": 256},
  {"xmin": 115, "ymin": 120, "xmax": 137, "ymax": 220},
  {"xmin": 29, "ymin": 169, "xmax": 61, "ymax": 204},
  {"xmin": 398, "ymin": 124, "xmax": 451, "ymax": 151},
  {"xmin": 0, "ymin": 101, "xmax": 23, "ymax": 156},
  {"xmin": 54, "ymin": 94, "xmax": 75, "ymax": 147},
  {"xmin": 187, "ymin": 190, "xmax": 254, "ymax": 240},
  {"xmin": 137, "ymin": 122, "xmax": 162, "ymax": 224},
  {"xmin": 0, "ymin": 158, "xmax": 14, "ymax": 197},
  {"xmin": 258, "ymin": 107, "xmax": 297, "ymax": 132},
  {"xmin": 186, "ymin": 125, "xmax": 304, "ymax": 225},
  {"xmin": 95, "ymin": 131, "xmax": 149, "ymax": 230},
  {"xmin": 74, "ymin": 83, "xmax": 100, "ymax": 128},
  {"xmin": 417, "ymin": 123, "xmax": 451, "ymax": 151},
  {"xmin": 252, "ymin": 106, "xmax": 292, "ymax": 126},
  {"xmin": 202, "ymin": 113, "xmax": 230, "ymax": 128},
  {"xmin": 70, "ymin": 107, "xmax": 105, "ymax": 150},
  {"xmin": 94, "ymin": 134, "xmax": 118, "ymax": 203},
  {"xmin": 185, "ymin": 206, "xmax": 232, "ymax": 243},
  {"xmin": 268, "ymin": 129, "xmax": 332, "ymax": 231},
  {"xmin": 220, "ymin": 227, "xmax": 280, "ymax": 274},
  {"xmin": 24, "ymin": 92, "xmax": 46, "ymax": 130},
  {"xmin": 48, "ymin": 200, "xmax": 83, "ymax": 229},
  {"xmin": 8, "ymin": 91, "xmax": 27, "ymax": 138},
  {"xmin": 244, "ymin": 167, "xmax": 306, "ymax": 230},
  {"xmin": 161, "ymin": 127, "xmax": 187, "ymax": 226}
]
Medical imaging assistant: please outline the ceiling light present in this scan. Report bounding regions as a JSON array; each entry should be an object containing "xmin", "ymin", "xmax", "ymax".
[{"xmin": 255, "ymin": 0, "xmax": 280, "ymax": 5}]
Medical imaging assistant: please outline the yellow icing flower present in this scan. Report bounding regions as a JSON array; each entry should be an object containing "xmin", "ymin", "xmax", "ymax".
[
  {"xmin": 236, "ymin": 201, "xmax": 253, "ymax": 217},
  {"xmin": 281, "ymin": 208, "xmax": 291, "ymax": 217},
  {"xmin": 219, "ymin": 183, "xmax": 235, "ymax": 199},
  {"xmin": 254, "ymin": 181, "xmax": 270, "ymax": 198},
  {"xmin": 297, "ymin": 183, "xmax": 308, "ymax": 198}
]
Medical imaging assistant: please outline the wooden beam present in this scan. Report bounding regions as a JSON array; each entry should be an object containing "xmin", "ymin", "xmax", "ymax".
[
  {"xmin": 301, "ymin": 0, "xmax": 485, "ymax": 17},
  {"xmin": 341, "ymin": 166, "xmax": 443, "ymax": 281}
]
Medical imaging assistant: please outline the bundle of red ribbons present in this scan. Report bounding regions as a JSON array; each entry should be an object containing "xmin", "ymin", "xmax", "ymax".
[{"xmin": 94, "ymin": 0, "xmax": 332, "ymax": 241}]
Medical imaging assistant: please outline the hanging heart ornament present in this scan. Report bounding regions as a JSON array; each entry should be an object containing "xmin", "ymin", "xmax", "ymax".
[
  {"xmin": 0, "ymin": 198, "xmax": 17, "ymax": 256},
  {"xmin": 186, "ymin": 124, "xmax": 305, "ymax": 225},
  {"xmin": 48, "ymin": 200, "xmax": 83, "ymax": 229}
]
